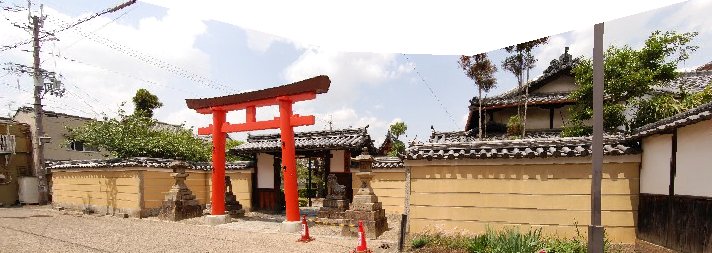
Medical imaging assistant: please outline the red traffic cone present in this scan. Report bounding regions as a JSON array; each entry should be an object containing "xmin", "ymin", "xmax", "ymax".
[
  {"xmin": 297, "ymin": 215, "xmax": 313, "ymax": 242},
  {"xmin": 351, "ymin": 220, "xmax": 372, "ymax": 253}
]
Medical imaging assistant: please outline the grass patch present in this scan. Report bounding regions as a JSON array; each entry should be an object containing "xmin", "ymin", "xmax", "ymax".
[{"xmin": 410, "ymin": 225, "xmax": 620, "ymax": 253}]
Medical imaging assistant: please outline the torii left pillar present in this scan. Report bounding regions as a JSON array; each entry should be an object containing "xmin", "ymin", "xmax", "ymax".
[{"xmin": 185, "ymin": 75, "xmax": 331, "ymax": 229}]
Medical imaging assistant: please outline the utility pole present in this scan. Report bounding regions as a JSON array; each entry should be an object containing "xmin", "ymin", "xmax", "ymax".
[
  {"xmin": 20, "ymin": 0, "xmax": 137, "ymax": 205},
  {"xmin": 30, "ymin": 9, "xmax": 49, "ymax": 204},
  {"xmin": 588, "ymin": 22, "xmax": 605, "ymax": 253}
]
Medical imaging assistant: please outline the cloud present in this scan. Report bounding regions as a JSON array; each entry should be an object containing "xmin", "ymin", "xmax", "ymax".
[
  {"xmin": 284, "ymin": 47, "xmax": 411, "ymax": 109},
  {"xmin": 0, "ymin": 5, "xmax": 212, "ymax": 124},
  {"xmin": 278, "ymin": 47, "xmax": 413, "ymax": 144},
  {"xmin": 244, "ymin": 28, "xmax": 287, "ymax": 53}
]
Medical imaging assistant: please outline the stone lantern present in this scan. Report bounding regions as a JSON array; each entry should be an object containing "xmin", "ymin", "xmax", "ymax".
[
  {"xmin": 158, "ymin": 159, "xmax": 203, "ymax": 221},
  {"xmin": 344, "ymin": 147, "xmax": 387, "ymax": 238}
]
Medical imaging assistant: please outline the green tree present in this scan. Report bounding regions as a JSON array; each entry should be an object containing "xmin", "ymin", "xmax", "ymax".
[
  {"xmin": 459, "ymin": 53, "xmax": 497, "ymax": 139},
  {"xmin": 564, "ymin": 30, "xmax": 698, "ymax": 136},
  {"xmin": 501, "ymin": 37, "xmax": 549, "ymax": 136},
  {"xmin": 226, "ymin": 139, "xmax": 245, "ymax": 162},
  {"xmin": 67, "ymin": 106, "xmax": 211, "ymax": 161},
  {"xmin": 132, "ymin": 88, "xmax": 163, "ymax": 118},
  {"xmin": 388, "ymin": 121, "xmax": 408, "ymax": 156},
  {"xmin": 389, "ymin": 121, "xmax": 407, "ymax": 140}
]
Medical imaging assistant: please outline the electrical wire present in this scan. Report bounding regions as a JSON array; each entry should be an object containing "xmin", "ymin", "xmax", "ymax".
[
  {"xmin": 43, "ymin": 16, "xmax": 235, "ymax": 93},
  {"xmin": 401, "ymin": 54, "xmax": 460, "ymax": 129}
]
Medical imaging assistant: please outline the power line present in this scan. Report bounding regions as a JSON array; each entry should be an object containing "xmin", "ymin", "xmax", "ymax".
[
  {"xmin": 43, "ymin": 50, "xmax": 193, "ymax": 94},
  {"xmin": 401, "ymin": 54, "xmax": 460, "ymax": 130},
  {"xmin": 43, "ymin": 16, "xmax": 235, "ymax": 93}
]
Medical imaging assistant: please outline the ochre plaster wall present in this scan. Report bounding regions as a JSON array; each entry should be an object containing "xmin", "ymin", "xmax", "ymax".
[
  {"xmin": 52, "ymin": 170, "xmax": 141, "ymax": 216},
  {"xmin": 352, "ymin": 170, "xmax": 405, "ymax": 214},
  {"xmin": 52, "ymin": 168, "xmax": 254, "ymax": 217},
  {"xmin": 407, "ymin": 162, "xmax": 640, "ymax": 243}
]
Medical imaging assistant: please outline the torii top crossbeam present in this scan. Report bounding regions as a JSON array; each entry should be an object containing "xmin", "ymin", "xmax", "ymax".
[{"xmin": 186, "ymin": 75, "xmax": 330, "ymax": 222}]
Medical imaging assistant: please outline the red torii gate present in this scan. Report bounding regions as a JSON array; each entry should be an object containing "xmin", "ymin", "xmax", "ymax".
[{"xmin": 185, "ymin": 75, "xmax": 330, "ymax": 223}]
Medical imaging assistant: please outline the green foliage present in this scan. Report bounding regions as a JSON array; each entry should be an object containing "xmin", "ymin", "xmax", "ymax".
[
  {"xmin": 411, "ymin": 236, "xmax": 429, "ymax": 249},
  {"xmin": 389, "ymin": 121, "xmax": 408, "ymax": 139},
  {"xmin": 410, "ymin": 224, "xmax": 621, "ymax": 253},
  {"xmin": 561, "ymin": 120, "xmax": 592, "ymax": 137},
  {"xmin": 388, "ymin": 139, "xmax": 405, "ymax": 157},
  {"xmin": 506, "ymin": 115, "xmax": 523, "ymax": 137},
  {"xmin": 387, "ymin": 121, "xmax": 408, "ymax": 156},
  {"xmin": 409, "ymin": 231, "xmax": 472, "ymax": 251},
  {"xmin": 484, "ymin": 227, "xmax": 544, "ymax": 253},
  {"xmin": 225, "ymin": 139, "xmax": 245, "ymax": 162},
  {"xmin": 67, "ymin": 108, "xmax": 211, "ymax": 161},
  {"xmin": 465, "ymin": 234, "xmax": 489, "ymax": 253},
  {"xmin": 132, "ymin": 89, "xmax": 163, "ymax": 118},
  {"xmin": 298, "ymin": 198, "xmax": 308, "ymax": 207},
  {"xmin": 566, "ymin": 30, "xmax": 698, "ymax": 136},
  {"xmin": 681, "ymin": 86, "xmax": 712, "ymax": 109},
  {"xmin": 632, "ymin": 94, "xmax": 684, "ymax": 128}
]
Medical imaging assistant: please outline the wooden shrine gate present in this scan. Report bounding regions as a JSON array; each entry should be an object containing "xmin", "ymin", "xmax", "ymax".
[{"xmin": 185, "ymin": 75, "xmax": 330, "ymax": 222}]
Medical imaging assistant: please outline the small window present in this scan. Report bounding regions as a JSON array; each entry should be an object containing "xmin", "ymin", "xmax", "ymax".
[{"xmin": 69, "ymin": 141, "xmax": 99, "ymax": 152}]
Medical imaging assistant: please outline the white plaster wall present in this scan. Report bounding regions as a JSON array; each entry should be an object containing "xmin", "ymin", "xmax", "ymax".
[
  {"xmin": 257, "ymin": 153, "xmax": 274, "ymax": 188},
  {"xmin": 532, "ymin": 76, "xmax": 577, "ymax": 93},
  {"xmin": 675, "ymin": 120, "xmax": 712, "ymax": 197},
  {"xmin": 640, "ymin": 134, "xmax": 672, "ymax": 195},
  {"xmin": 330, "ymin": 150, "xmax": 346, "ymax": 173}
]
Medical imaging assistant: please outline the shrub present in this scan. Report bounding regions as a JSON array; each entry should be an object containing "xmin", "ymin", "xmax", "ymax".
[
  {"xmin": 561, "ymin": 120, "xmax": 593, "ymax": 137},
  {"xmin": 632, "ymin": 94, "xmax": 683, "ymax": 129},
  {"xmin": 466, "ymin": 234, "xmax": 489, "ymax": 253},
  {"xmin": 506, "ymin": 115, "xmax": 523, "ymax": 137},
  {"xmin": 298, "ymin": 198, "xmax": 308, "ymax": 207},
  {"xmin": 486, "ymin": 227, "xmax": 544, "ymax": 253},
  {"xmin": 298, "ymin": 189, "xmax": 317, "ymax": 198},
  {"xmin": 411, "ymin": 235, "xmax": 430, "ymax": 249}
]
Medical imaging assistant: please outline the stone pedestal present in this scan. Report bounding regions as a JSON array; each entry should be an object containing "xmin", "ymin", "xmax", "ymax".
[
  {"xmin": 280, "ymin": 220, "xmax": 302, "ymax": 233},
  {"xmin": 224, "ymin": 176, "xmax": 245, "ymax": 218},
  {"xmin": 317, "ymin": 174, "xmax": 350, "ymax": 224},
  {"xmin": 343, "ymin": 148, "xmax": 387, "ymax": 239},
  {"xmin": 205, "ymin": 214, "xmax": 231, "ymax": 226},
  {"xmin": 158, "ymin": 161, "xmax": 203, "ymax": 221}
]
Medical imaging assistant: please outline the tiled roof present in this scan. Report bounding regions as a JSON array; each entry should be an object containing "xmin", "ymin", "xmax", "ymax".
[
  {"xmin": 474, "ymin": 47, "xmax": 579, "ymax": 108},
  {"xmin": 233, "ymin": 127, "xmax": 374, "ymax": 153},
  {"xmin": 429, "ymin": 129, "xmax": 563, "ymax": 143},
  {"xmin": 403, "ymin": 135, "xmax": 639, "ymax": 160},
  {"xmin": 476, "ymin": 92, "xmax": 573, "ymax": 109},
  {"xmin": 652, "ymin": 70, "xmax": 712, "ymax": 94},
  {"xmin": 47, "ymin": 157, "xmax": 254, "ymax": 171},
  {"xmin": 697, "ymin": 61, "xmax": 712, "ymax": 71},
  {"xmin": 630, "ymin": 101, "xmax": 712, "ymax": 139},
  {"xmin": 372, "ymin": 156, "xmax": 404, "ymax": 169}
]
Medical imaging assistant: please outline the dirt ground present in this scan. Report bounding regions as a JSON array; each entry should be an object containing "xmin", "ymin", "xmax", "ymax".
[{"xmin": 0, "ymin": 205, "xmax": 402, "ymax": 253}]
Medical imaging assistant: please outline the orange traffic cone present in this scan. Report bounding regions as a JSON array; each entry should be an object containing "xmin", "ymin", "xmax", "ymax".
[
  {"xmin": 297, "ymin": 215, "xmax": 314, "ymax": 242},
  {"xmin": 351, "ymin": 220, "xmax": 372, "ymax": 253}
]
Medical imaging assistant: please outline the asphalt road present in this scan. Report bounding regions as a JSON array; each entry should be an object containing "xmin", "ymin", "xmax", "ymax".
[{"xmin": 0, "ymin": 206, "xmax": 391, "ymax": 253}]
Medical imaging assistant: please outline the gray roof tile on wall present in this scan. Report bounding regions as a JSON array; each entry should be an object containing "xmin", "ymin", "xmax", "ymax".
[
  {"xmin": 372, "ymin": 156, "xmax": 404, "ymax": 169},
  {"xmin": 404, "ymin": 135, "xmax": 639, "ymax": 160},
  {"xmin": 47, "ymin": 157, "xmax": 254, "ymax": 171}
]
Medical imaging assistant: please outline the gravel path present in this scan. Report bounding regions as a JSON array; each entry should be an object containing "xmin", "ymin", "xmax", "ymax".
[{"xmin": 0, "ymin": 206, "xmax": 400, "ymax": 253}]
